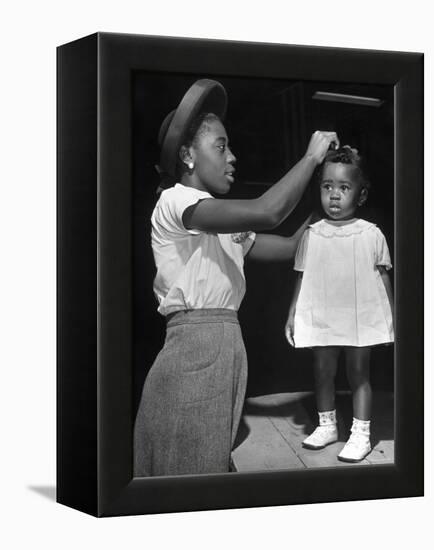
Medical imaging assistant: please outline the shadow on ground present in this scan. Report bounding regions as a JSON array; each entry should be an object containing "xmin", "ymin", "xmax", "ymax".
[
  {"xmin": 28, "ymin": 486, "xmax": 56, "ymax": 502},
  {"xmin": 235, "ymin": 391, "xmax": 394, "ymax": 449}
]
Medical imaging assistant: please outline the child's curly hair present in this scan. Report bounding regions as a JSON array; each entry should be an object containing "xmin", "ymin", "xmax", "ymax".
[{"xmin": 320, "ymin": 145, "xmax": 371, "ymax": 190}]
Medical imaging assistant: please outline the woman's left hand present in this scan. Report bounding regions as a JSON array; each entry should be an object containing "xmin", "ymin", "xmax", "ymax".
[{"xmin": 285, "ymin": 315, "xmax": 295, "ymax": 346}]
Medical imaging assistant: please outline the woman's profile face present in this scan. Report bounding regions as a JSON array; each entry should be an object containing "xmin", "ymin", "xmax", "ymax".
[{"xmin": 190, "ymin": 118, "xmax": 236, "ymax": 195}]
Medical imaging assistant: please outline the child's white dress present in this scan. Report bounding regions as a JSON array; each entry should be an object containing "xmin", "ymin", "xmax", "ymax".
[{"xmin": 294, "ymin": 218, "xmax": 394, "ymax": 348}]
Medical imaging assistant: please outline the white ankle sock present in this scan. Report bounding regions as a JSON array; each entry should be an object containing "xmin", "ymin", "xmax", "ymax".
[
  {"xmin": 351, "ymin": 417, "xmax": 370, "ymax": 437},
  {"xmin": 318, "ymin": 409, "xmax": 337, "ymax": 426}
]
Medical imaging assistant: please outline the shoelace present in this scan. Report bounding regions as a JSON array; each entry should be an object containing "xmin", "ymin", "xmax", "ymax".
[
  {"xmin": 317, "ymin": 424, "xmax": 337, "ymax": 431},
  {"xmin": 309, "ymin": 425, "xmax": 336, "ymax": 440},
  {"xmin": 346, "ymin": 432, "xmax": 369, "ymax": 447}
]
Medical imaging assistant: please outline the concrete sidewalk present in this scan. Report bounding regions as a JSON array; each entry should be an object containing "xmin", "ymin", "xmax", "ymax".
[{"xmin": 231, "ymin": 391, "xmax": 394, "ymax": 472}]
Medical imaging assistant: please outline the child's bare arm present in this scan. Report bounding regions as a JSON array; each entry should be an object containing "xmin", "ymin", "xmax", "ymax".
[
  {"xmin": 378, "ymin": 266, "xmax": 394, "ymax": 321},
  {"xmin": 285, "ymin": 272, "xmax": 303, "ymax": 346}
]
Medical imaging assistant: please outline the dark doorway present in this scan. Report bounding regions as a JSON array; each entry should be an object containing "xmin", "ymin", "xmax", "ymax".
[{"xmin": 133, "ymin": 73, "xmax": 394, "ymax": 411}]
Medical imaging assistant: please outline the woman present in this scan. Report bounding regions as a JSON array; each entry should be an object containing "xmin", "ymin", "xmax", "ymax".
[{"xmin": 134, "ymin": 79, "xmax": 339, "ymax": 476}]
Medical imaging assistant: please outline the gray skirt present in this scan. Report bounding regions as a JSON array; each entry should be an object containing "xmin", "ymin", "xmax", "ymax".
[{"xmin": 133, "ymin": 309, "xmax": 248, "ymax": 477}]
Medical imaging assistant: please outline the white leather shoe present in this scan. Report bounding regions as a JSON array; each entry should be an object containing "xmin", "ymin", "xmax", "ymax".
[
  {"xmin": 338, "ymin": 432, "xmax": 371, "ymax": 462},
  {"xmin": 302, "ymin": 424, "xmax": 338, "ymax": 449}
]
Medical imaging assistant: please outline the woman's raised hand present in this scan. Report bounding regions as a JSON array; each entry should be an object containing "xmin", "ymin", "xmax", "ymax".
[{"xmin": 305, "ymin": 131, "xmax": 340, "ymax": 165}]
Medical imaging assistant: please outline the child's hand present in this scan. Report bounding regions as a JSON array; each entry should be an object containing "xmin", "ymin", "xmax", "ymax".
[{"xmin": 285, "ymin": 314, "xmax": 295, "ymax": 347}]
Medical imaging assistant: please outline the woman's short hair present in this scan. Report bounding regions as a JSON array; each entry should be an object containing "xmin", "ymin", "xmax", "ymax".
[{"xmin": 175, "ymin": 112, "xmax": 221, "ymax": 178}]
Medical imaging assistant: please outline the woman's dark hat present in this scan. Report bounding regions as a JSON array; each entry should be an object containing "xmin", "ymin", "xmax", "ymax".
[{"xmin": 157, "ymin": 79, "xmax": 227, "ymax": 180}]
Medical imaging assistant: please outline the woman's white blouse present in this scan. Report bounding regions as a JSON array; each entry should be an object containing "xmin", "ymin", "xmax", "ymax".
[{"xmin": 151, "ymin": 184, "xmax": 256, "ymax": 316}]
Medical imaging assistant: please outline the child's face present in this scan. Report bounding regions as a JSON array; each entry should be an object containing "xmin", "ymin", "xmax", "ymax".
[
  {"xmin": 189, "ymin": 118, "xmax": 236, "ymax": 195},
  {"xmin": 320, "ymin": 162, "xmax": 364, "ymax": 220}
]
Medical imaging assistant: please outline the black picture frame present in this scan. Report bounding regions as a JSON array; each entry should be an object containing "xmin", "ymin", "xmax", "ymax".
[{"xmin": 57, "ymin": 32, "xmax": 423, "ymax": 517}]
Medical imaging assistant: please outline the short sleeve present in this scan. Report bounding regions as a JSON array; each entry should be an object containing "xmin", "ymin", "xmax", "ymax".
[
  {"xmin": 160, "ymin": 186, "xmax": 210, "ymax": 236},
  {"xmin": 294, "ymin": 230, "xmax": 310, "ymax": 272},
  {"xmin": 374, "ymin": 228, "xmax": 392, "ymax": 270}
]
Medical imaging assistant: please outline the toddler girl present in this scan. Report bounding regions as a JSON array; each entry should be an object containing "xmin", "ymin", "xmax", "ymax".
[{"xmin": 285, "ymin": 146, "xmax": 394, "ymax": 462}]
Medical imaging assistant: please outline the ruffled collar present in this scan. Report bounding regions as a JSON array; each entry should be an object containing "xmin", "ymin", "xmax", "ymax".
[{"xmin": 309, "ymin": 218, "xmax": 375, "ymax": 237}]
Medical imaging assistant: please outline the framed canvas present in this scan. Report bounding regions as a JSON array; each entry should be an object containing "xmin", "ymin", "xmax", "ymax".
[{"xmin": 57, "ymin": 32, "xmax": 423, "ymax": 517}]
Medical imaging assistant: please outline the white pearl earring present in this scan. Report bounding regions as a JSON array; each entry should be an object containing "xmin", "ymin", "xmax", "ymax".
[{"xmin": 187, "ymin": 162, "xmax": 194, "ymax": 170}]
